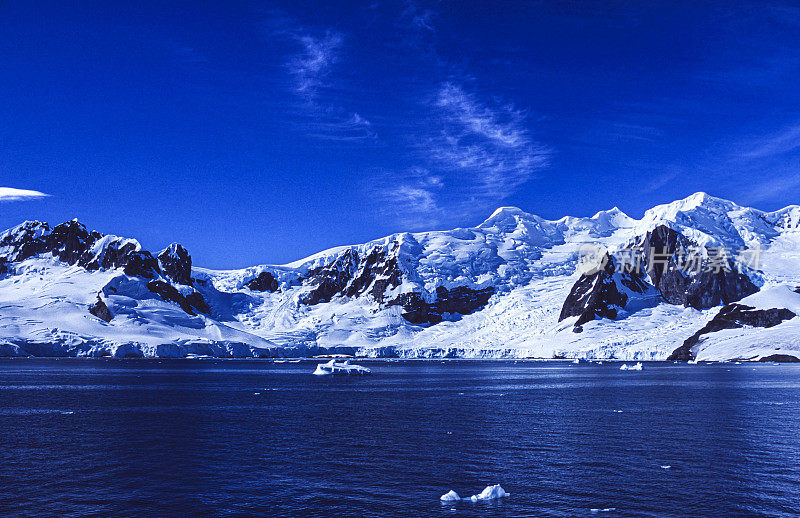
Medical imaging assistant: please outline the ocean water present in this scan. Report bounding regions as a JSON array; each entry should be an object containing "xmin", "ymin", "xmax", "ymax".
[{"xmin": 1, "ymin": 359, "xmax": 799, "ymax": 517}]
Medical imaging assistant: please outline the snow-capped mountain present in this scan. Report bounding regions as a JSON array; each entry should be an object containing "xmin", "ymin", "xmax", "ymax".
[{"xmin": 1, "ymin": 192, "xmax": 799, "ymax": 361}]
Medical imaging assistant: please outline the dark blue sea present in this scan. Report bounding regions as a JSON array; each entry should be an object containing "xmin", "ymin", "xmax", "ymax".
[{"xmin": 1, "ymin": 359, "xmax": 799, "ymax": 517}]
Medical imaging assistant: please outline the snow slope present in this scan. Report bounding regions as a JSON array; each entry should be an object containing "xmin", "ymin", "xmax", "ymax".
[{"xmin": 1, "ymin": 192, "xmax": 799, "ymax": 360}]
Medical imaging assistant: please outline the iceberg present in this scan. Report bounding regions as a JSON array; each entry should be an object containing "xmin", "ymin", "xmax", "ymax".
[
  {"xmin": 620, "ymin": 362, "xmax": 643, "ymax": 371},
  {"xmin": 313, "ymin": 359, "xmax": 371, "ymax": 376},
  {"xmin": 440, "ymin": 490, "xmax": 461, "ymax": 502},
  {"xmin": 471, "ymin": 484, "xmax": 508, "ymax": 501},
  {"xmin": 440, "ymin": 484, "xmax": 508, "ymax": 503}
]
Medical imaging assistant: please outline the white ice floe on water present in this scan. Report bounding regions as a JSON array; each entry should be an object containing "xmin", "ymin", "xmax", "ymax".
[
  {"xmin": 660, "ymin": 465, "xmax": 671, "ymax": 470},
  {"xmin": 312, "ymin": 359, "xmax": 371, "ymax": 376},
  {"xmin": 440, "ymin": 490, "xmax": 461, "ymax": 502},
  {"xmin": 440, "ymin": 484, "xmax": 508, "ymax": 503},
  {"xmin": 620, "ymin": 362, "xmax": 643, "ymax": 371},
  {"xmin": 590, "ymin": 508, "xmax": 616, "ymax": 513},
  {"xmin": 471, "ymin": 484, "xmax": 508, "ymax": 501}
]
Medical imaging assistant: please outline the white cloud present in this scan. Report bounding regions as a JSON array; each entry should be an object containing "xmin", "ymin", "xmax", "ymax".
[
  {"xmin": 290, "ymin": 31, "xmax": 343, "ymax": 100},
  {"xmin": 429, "ymin": 82, "xmax": 550, "ymax": 198},
  {"xmin": 276, "ymin": 23, "xmax": 376, "ymax": 143},
  {"xmin": 374, "ymin": 169, "xmax": 445, "ymax": 229},
  {"xmin": 0, "ymin": 187, "xmax": 50, "ymax": 202},
  {"xmin": 739, "ymin": 123, "xmax": 800, "ymax": 159}
]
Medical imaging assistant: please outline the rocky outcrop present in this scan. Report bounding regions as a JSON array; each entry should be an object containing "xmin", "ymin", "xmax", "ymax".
[
  {"xmin": 642, "ymin": 225, "xmax": 758, "ymax": 309},
  {"xmin": 300, "ymin": 244, "xmax": 404, "ymax": 305},
  {"xmin": 158, "ymin": 244, "xmax": 192, "ymax": 285},
  {"xmin": 89, "ymin": 295, "xmax": 113, "ymax": 322},
  {"xmin": 559, "ymin": 254, "xmax": 649, "ymax": 330},
  {"xmin": 299, "ymin": 242, "xmax": 491, "ymax": 323},
  {"xmin": 668, "ymin": 304, "xmax": 796, "ymax": 360},
  {"xmin": 146, "ymin": 280, "xmax": 208, "ymax": 316},
  {"xmin": 244, "ymin": 271, "xmax": 279, "ymax": 292},
  {"xmin": 301, "ymin": 248, "xmax": 360, "ymax": 305},
  {"xmin": 758, "ymin": 354, "xmax": 800, "ymax": 362},
  {"xmin": 122, "ymin": 251, "xmax": 160, "ymax": 278},
  {"xmin": 185, "ymin": 292, "xmax": 210, "ymax": 314},
  {"xmin": 0, "ymin": 219, "xmax": 163, "ymax": 278},
  {"xmin": 389, "ymin": 286, "xmax": 495, "ymax": 324}
]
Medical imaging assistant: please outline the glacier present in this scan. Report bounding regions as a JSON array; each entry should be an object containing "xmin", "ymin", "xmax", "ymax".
[{"xmin": 1, "ymin": 192, "xmax": 799, "ymax": 361}]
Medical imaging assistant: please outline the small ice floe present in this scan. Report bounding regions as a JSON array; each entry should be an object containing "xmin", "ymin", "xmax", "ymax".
[
  {"xmin": 253, "ymin": 392, "xmax": 261, "ymax": 395},
  {"xmin": 313, "ymin": 359, "xmax": 371, "ymax": 376},
  {"xmin": 590, "ymin": 508, "xmax": 616, "ymax": 513},
  {"xmin": 612, "ymin": 409, "xmax": 623, "ymax": 413},
  {"xmin": 439, "ymin": 484, "xmax": 508, "ymax": 503},
  {"xmin": 687, "ymin": 359, "xmax": 699, "ymax": 364},
  {"xmin": 471, "ymin": 484, "xmax": 508, "ymax": 501},
  {"xmin": 572, "ymin": 358, "xmax": 581, "ymax": 364},
  {"xmin": 274, "ymin": 359, "xmax": 301, "ymax": 363},
  {"xmin": 619, "ymin": 362, "xmax": 643, "ymax": 371},
  {"xmin": 440, "ymin": 490, "xmax": 461, "ymax": 502},
  {"xmin": 660, "ymin": 465, "xmax": 671, "ymax": 470}
]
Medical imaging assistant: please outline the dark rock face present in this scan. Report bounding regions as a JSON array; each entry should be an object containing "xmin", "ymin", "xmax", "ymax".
[
  {"xmin": 300, "ymin": 243, "xmax": 491, "ymax": 323},
  {"xmin": 0, "ymin": 221, "xmax": 52, "ymax": 262},
  {"xmin": 759, "ymin": 354, "xmax": 800, "ymax": 363},
  {"xmin": 559, "ymin": 254, "xmax": 647, "ymax": 328},
  {"xmin": 122, "ymin": 251, "xmax": 160, "ymax": 278},
  {"xmin": 390, "ymin": 286, "xmax": 495, "ymax": 324},
  {"xmin": 146, "ymin": 280, "xmax": 198, "ymax": 315},
  {"xmin": 158, "ymin": 244, "xmax": 192, "ymax": 285},
  {"xmin": 668, "ymin": 303, "xmax": 796, "ymax": 360},
  {"xmin": 641, "ymin": 225, "xmax": 758, "ymax": 309},
  {"xmin": 244, "ymin": 271, "xmax": 279, "ymax": 292},
  {"xmin": 89, "ymin": 296, "xmax": 113, "ymax": 322},
  {"xmin": 300, "ymin": 244, "xmax": 406, "ymax": 305},
  {"xmin": 0, "ymin": 219, "xmax": 163, "ymax": 278},
  {"xmin": 185, "ymin": 292, "xmax": 209, "ymax": 314},
  {"xmin": 344, "ymin": 245, "xmax": 403, "ymax": 301},
  {"xmin": 301, "ymin": 248, "xmax": 360, "ymax": 305}
]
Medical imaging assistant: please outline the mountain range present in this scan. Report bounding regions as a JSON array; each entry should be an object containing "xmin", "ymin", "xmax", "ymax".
[{"xmin": 1, "ymin": 192, "xmax": 799, "ymax": 361}]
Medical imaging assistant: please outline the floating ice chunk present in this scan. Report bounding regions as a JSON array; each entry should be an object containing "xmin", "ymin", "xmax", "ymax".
[
  {"xmin": 471, "ymin": 484, "xmax": 508, "ymax": 501},
  {"xmin": 440, "ymin": 490, "xmax": 461, "ymax": 502},
  {"xmin": 660, "ymin": 465, "xmax": 671, "ymax": 470},
  {"xmin": 620, "ymin": 362, "xmax": 643, "ymax": 371},
  {"xmin": 313, "ymin": 359, "xmax": 371, "ymax": 376},
  {"xmin": 440, "ymin": 484, "xmax": 508, "ymax": 503},
  {"xmin": 590, "ymin": 508, "xmax": 616, "ymax": 513}
]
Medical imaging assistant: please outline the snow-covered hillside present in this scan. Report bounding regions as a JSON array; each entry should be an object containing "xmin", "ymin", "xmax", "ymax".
[{"xmin": 1, "ymin": 192, "xmax": 799, "ymax": 360}]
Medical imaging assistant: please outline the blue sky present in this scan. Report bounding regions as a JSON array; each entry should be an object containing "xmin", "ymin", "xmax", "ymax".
[{"xmin": 2, "ymin": 1, "xmax": 800, "ymax": 268}]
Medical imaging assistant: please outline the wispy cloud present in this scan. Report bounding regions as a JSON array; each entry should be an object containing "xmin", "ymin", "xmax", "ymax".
[
  {"xmin": 745, "ymin": 174, "xmax": 800, "ymax": 203},
  {"xmin": 273, "ymin": 22, "xmax": 376, "ymax": 143},
  {"xmin": 738, "ymin": 123, "xmax": 800, "ymax": 159},
  {"xmin": 290, "ymin": 31, "xmax": 342, "ymax": 101},
  {"xmin": 0, "ymin": 187, "xmax": 50, "ymax": 202},
  {"xmin": 371, "ymin": 82, "xmax": 550, "ymax": 229},
  {"xmin": 373, "ymin": 168, "xmax": 445, "ymax": 228},
  {"xmin": 429, "ymin": 82, "xmax": 550, "ymax": 198}
]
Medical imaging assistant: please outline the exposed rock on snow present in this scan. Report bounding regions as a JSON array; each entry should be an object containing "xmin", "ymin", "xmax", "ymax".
[
  {"xmin": 559, "ymin": 253, "xmax": 652, "ymax": 329},
  {"xmin": 669, "ymin": 287, "xmax": 799, "ymax": 361},
  {"xmin": 157, "ymin": 243, "xmax": 192, "ymax": 285},
  {"xmin": 88, "ymin": 295, "xmax": 113, "ymax": 322},
  {"xmin": 244, "ymin": 271, "xmax": 279, "ymax": 292}
]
